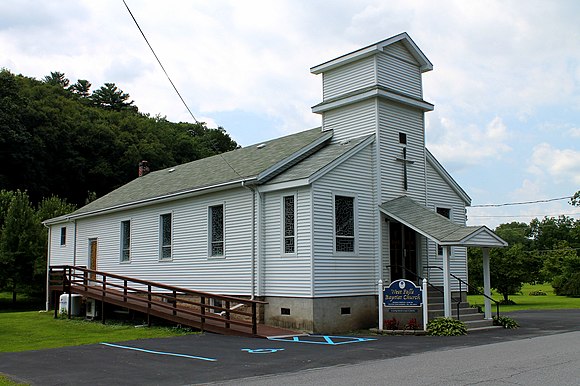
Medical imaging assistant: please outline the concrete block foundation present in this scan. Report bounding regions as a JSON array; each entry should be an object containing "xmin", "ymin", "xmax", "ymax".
[{"xmin": 264, "ymin": 295, "xmax": 378, "ymax": 334}]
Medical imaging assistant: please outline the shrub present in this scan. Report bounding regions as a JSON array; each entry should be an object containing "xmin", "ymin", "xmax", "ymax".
[
  {"xmin": 528, "ymin": 290, "xmax": 547, "ymax": 296},
  {"xmin": 406, "ymin": 318, "xmax": 420, "ymax": 330},
  {"xmin": 499, "ymin": 298, "xmax": 516, "ymax": 305},
  {"xmin": 552, "ymin": 275, "xmax": 566, "ymax": 295},
  {"xmin": 426, "ymin": 317, "xmax": 467, "ymax": 336},
  {"xmin": 560, "ymin": 273, "xmax": 580, "ymax": 297},
  {"xmin": 384, "ymin": 317, "xmax": 400, "ymax": 330},
  {"xmin": 493, "ymin": 315, "xmax": 519, "ymax": 329}
]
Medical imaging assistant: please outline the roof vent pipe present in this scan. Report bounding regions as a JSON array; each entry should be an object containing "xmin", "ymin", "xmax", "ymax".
[{"xmin": 138, "ymin": 160, "xmax": 150, "ymax": 177}]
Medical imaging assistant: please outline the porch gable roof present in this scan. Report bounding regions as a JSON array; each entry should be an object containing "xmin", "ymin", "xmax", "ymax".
[{"xmin": 379, "ymin": 196, "xmax": 507, "ymax": 248}]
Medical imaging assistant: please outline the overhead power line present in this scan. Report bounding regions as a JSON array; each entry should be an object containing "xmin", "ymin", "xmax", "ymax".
[
  {"xmin": 121, "ymin": 1, "xmax": 245, "ymax": 180},
  {"xmin": 471, "ymin": 196, "xmax": 572, "ymax": 208},
  {"xmin": 469, "ymin": 212, "xmax": 580, "ymax": 218},
  {"xmin": 122, "ymin": 0, "xmax": 199, "ymax": 124}
]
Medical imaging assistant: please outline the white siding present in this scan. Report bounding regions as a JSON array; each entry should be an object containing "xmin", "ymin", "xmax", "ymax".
[
  {"xmin": 378, "ymin": 100, "xmax": 426, "ymax": 204},
  {"xmin": 383, "ymin": 41, "xmax": 419, "ymax": 64},
  {"xmin": 425, "ymin": 160, "xmax": 468, "ymax": 289},
  {"xmin": 377, "ymin": 51, "xmax": 422, "ymax": 99},
  {"xmin": 62, "ymin": 187, "xmax": 255, "ymax": 295},
  {"xmin": 49, "ymin": 223, "xmax": 75, "ymax": 266},
  {"xmin": 312, "ymin": 143, "xmax": 377, "ymax": 297},
  {"xmin": 322, "ymin": 56, "xmax": 375, "ymax": 100},
  {"xmin": 262, "ymin": 187, "xmax": 313, "ymax": 297},
  {"xmin": 323, "ymin": 99, "xmax": 376, "ymax": 143}
]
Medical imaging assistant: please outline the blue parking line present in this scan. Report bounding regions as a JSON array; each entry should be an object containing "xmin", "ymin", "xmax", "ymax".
[
  {"xmin": 268, "ymin": 335, "xmax": 376, "ymax": 345},
  {"xmin": 100, "ymin": 342, "xmax": 217, "ymax": 361}
]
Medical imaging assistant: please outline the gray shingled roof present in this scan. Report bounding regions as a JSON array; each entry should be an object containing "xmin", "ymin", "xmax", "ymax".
[
  {"xmin": 47, "ymin": 127, "xmax": 331, "ymax": 223},
  {"xmin": 268, "ymin": 135, "xmax": 374, "ymax": 184},
  {"xmin": 380, "ymin": 196, "xmax": 506, "ymax": 247}
]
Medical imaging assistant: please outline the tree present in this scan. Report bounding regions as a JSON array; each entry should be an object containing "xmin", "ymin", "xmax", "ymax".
[
  {"xmin": 33, "ymin": 196, "xmax": 77, "ymax": 293},
  {"xmin": 0, "ymin": 191, "xmax": 43, "ymax": 303},
  {"xmin": 490, "ymin": 244, "xmax": 542, "ymax": 302},
  {"xmin": 43, "ymin": 71, "xmax": 70, "ymax": 88},
  {"xmin": 571, "ymin": 190, "xmax": 580, "ymax": 207},
  {"xmin": 69, "ymin": 79, "xmax": 92, "ymax": 98},
  {"xmin": 0, "ymin": 69, "xmax": 238, "ymax": 207},
  {"xmin": 92, "ymin": 83, "xmax": 136, "ymax": 111},
  {"xmin": 530, "ymin": 216, "xmax": 579, "ymax": 253},
  {"xmin": 469, "ymin": 222, "xmax": 542, "ymax": 303}
]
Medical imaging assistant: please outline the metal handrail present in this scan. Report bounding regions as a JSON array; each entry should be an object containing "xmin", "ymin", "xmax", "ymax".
[
  {"xmin": 385, "ymin": 264, "xmax": 462, "ymax": 320},
  {"xmin": 425, "ymin": 265, "xmax": 500, "ymax": 318}
]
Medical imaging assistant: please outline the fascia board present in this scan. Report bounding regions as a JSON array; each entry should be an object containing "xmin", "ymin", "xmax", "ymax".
[
  {"xmin": 426, "ymin": 149, "xmax": 471, "ymax": 205},
  {"xmin": 459, "ymin": 226, "xmax": 508, "ymax": 247},
  {"xmin": 311, "ymin": 33, "xmax": 433, "ymax": 75},
  {"xmin": 257, "ymin": 178, "xmax": 310, "ymax": 193},
  {"xmin": 43, "ymin": 178, "xmax": 255, "ymax": 225},
  {"xmin": 379, "ymin": 206, "xmax": 443, "ymax": 245},
  {"xmin": 312, "ymin": 88, "xmax": 433, "ymax": 114},
  {"xmin": 310, "ymin": 46, "xmax": 379, "ymax": 74},
  {"xmin": 256, "ymin": 131, "xmax": 333, "ymax": 182}
]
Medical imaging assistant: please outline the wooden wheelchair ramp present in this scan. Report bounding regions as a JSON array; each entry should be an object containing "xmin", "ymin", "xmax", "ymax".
[{"xmin": 49, "ymin": 265, "xmax": 296, "ymax": 338}]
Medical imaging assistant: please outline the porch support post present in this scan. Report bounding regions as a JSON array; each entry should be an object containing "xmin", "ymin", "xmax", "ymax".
[
  {"xmin": 482, "ymin": 247, "xmax": 492, "ymax": 319},
  {"xmin": 442, "ymin": 246, "xmax": 451, "ymax": 318},
  {"xmin": 378, "ymin": 279, "xmax": 383, "ymax": 331}
]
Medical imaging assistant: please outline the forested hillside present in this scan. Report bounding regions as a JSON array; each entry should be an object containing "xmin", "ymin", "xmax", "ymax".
[{"xmin": 0, "ymin": 69, "xmax": 238, "ymax": 206}]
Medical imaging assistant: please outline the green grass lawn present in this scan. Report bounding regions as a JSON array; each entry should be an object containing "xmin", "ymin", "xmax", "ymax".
[
  {"xmin": 467, "ymin": 283, "xmax": 580, "ymax": 312},
  {"xmin": 0, "ymin": 311, "xmax": 195, "ymax": 353}
]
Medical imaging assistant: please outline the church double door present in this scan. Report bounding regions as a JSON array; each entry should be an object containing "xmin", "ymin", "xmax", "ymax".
[{"xmin": 389, "ymin": 222, "xmax": 418, "ymax": 283}]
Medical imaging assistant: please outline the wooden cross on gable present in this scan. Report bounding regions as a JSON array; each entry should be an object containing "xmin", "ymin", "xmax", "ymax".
[{"xmin": 396, "ymin": 147, "xmax": 414, "ymax": 190}]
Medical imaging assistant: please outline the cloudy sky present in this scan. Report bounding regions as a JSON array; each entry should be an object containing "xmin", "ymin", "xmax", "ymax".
[{"xmin": 1, "ymin": 0, "xmax": 578, "ymax": 228}]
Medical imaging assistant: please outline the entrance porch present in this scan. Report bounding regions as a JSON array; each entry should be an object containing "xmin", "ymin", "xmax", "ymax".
[{"xmin": 380, "ymin": 196, "xmax": 507, "ymax": 320}]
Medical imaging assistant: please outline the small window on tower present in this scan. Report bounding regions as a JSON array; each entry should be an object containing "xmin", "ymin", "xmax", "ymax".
[
  {"xmin": 399, "ymin": 132, "xmax": 407, "ymax": 145},
  {"xmin": 436, "ymin": 207, "xmax": 451, "ymax": 255}
]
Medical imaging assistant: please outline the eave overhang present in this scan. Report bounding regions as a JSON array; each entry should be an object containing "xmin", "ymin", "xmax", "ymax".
[
  {"xmin": 311, "ymin": 32, "xmax": 433, "ymax": 75},
  {"xmin": 380, "ymin": 196, "xmax": 507, "ymax": 248},
  {"xmin": 312, "ymin": 86, "xmax": 434, "ymax": 114}
]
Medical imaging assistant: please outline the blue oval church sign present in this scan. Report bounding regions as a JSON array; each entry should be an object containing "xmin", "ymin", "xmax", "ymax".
[{"xmin": 383, "ymin": 279, "xmax": 423, "ymax": 307}]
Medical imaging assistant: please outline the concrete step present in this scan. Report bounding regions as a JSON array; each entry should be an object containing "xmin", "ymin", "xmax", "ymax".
[
  {"xmin": 428, "ymin": 311, "xmax": 486, "ymax": 322},
  {"xmin": 428, "ymin": 302, "xmax": 473, "ymax": 312},
  {"xmin": 464, "ymin": 318, "xmax": 495, "ymax": 329}
]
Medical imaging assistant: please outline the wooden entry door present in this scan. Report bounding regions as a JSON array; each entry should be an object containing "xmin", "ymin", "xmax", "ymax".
[
  {"xmin": 88, "ymin": 238, "xmax": 97, "ymax": 279},
  {"xmin": 389, "ymin": 223, "xmax": 418, "ymax": 282}
]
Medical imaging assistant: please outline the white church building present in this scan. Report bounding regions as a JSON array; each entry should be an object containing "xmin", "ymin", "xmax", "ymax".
[{"xmin": 45, "ymin": 33, "xmax": 506, "ymax": 333}]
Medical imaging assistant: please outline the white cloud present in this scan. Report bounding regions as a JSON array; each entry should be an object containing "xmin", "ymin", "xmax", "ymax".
[
  {"xmin": 568, "ymin": 127, "xmax": 580, "ymax": 138},
  {"xmin": 527, "ymin": 143, "xmax": 580, "ymax": 184},
  {"xmin": 427, "ymin": 115, "xmax": 511, "ymax": 166}
]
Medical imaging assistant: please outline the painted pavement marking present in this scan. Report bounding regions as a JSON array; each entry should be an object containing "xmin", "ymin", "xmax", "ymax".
[
  {"xmin": 100, "ymin": 342, "xmax": 217, "ymax": 362},
  {"xmin": 241, "ymin": 348, "xmax": 285, "ymax": 354},
  {"xmin": 267, "ymin": 335, "xmax": 376, "ymax": 345}
]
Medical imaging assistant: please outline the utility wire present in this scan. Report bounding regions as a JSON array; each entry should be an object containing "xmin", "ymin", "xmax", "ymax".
[
  {"xmin": 122, "ymin": 0, "xmax": 199, "ymax": 124},
  {"xmin": 471, "ymin": 196, "xmax": 572, "ymax": 208},
  {"xmin": 121, "ymin": 0, "xmax": 244, "ymax": 179},
  {"xmin": 469, "ymin": 212, "xmax": 580, "ymax": 218}
]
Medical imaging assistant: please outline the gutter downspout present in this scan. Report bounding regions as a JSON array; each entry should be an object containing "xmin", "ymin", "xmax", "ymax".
[
  {"xmin": 242, "ymin": 181, "xmax": 257, "ymax": 300},
  {"xmin": 44, "ymin": 223, "xmax": 51, "ymax": 311},
  {"xmin": 73, "ymin": 220, "xmax": 77, "ymax": 266}
]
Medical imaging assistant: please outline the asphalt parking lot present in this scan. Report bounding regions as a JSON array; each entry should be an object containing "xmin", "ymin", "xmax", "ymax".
[{"xmin": 1, "ymin": 309, "xmax": 578, "ymax": 385}]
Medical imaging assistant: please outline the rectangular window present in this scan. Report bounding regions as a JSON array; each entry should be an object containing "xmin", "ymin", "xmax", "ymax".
[
  {"xmin": 120, "ymin": 220, "xmax": 130, "ymax": 262},
  {"xmin": 60, "ymin": 227, "xmax": 66, "ymax": 246},
  {"xmin": 283, "ymin": 195, "xmax": 295, "ymax": 254},
  {"xmin": 335, "ymin": 195, "xmax": 355, "ymax": 253},
  {"xmin": 437, "ymin": 207, "xmax": 450, "ymax": 255},
  {"xmin": 209, "ymin": 205, "xmax": 224, "ymax": 257},
  {"xmin": 160, "ymin": 213, "xmax": 172, "ymax": 260},
  {"xmin": 399, "ymin": 132, "xmax": 407, "ymax": 145}
]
